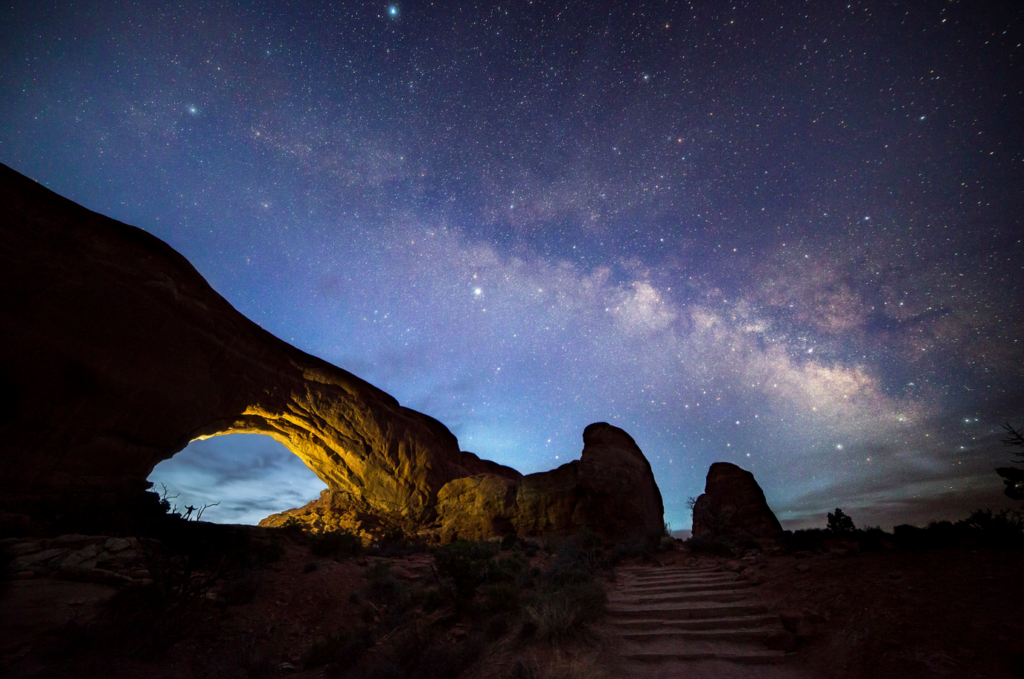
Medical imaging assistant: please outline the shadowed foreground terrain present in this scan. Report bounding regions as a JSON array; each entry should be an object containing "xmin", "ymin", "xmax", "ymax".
[{"xmin": 2, "ymin": 523, "xmax": 1021, "ymax": 679}]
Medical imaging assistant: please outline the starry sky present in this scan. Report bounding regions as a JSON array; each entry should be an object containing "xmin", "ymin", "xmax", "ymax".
[{"xmin": 2, "ymin": 1, "xmax": 1023, "ymax": 530}]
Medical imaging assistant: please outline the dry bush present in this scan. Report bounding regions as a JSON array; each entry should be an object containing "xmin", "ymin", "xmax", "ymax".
[
  {"xmin": 506, "ymin": 651, "xmax": 604, "ymax": 679},
  {"xmin": 301, "ymin": 626, "xmax": 373, "ymax": 669},
  {"xmin": 524, "ymin": 581, "xmax": 606, "ymax": 642}
]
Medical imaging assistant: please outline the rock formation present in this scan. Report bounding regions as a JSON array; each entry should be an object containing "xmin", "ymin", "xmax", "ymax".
[
  {"xmin": 691, "ymin": 462, "xmax": 783, "ymax": 542},
  {"xmin": 568, "ymin": 422, "xmax": 665, "ymax": 537},
  {"xmin": 261, "ymin": 422, "xmax": 665, "ymax": 542},
  {"xmin": 0, "ymin": 163, "xmax": 663, "ymax": 542}
]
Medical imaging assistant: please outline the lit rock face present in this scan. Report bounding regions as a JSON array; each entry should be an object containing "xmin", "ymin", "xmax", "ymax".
[
  {"xmin": 691, "ymin": 462, "xmax": 783, "ymax": 541},
  {"xmin": 434, "ymin": 474, "xmax": 520, "ymax": 542},
  {"xmin": 261, "ymin": 423, "xmax": 665, "ymax": 543},
  {"xmin": 0, "ymin": 163, "xmax": 664, "ymax": 542},
  {"xmin": 511, "ymin": 462, "xmax": 582, "ymax": 537},
  {"xmin": 444, "ymin": 422, "xmax": 665, "ymax": 541}
]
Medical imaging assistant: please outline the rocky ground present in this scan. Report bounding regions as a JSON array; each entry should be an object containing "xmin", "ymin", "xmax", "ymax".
[
  {"xmin": 753, "ymin": 545, "xmax": 1024, "ymax": 678},
  {"xmin": 2, "ymin": 527, "xmax": 1022, "ymax": 679}
]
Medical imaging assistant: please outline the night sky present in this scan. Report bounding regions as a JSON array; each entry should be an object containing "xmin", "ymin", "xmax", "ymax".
[{"xmin": 2, "ymin": 1, "xmax": 1022, "ymax": 531}]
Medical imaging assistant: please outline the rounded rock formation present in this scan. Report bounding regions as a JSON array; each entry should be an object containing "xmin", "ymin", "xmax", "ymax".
[{"xmin": 691, "ymin": 462, "xmax": 783, "ymax": 542}]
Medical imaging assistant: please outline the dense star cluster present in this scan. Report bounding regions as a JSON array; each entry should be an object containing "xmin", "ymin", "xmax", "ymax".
[{"xmin": 2, "ymin": 1, "xmax": 1022, "ymax": 529}]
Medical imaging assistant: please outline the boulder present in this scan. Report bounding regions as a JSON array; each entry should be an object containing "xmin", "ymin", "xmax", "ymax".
[
  {"xmin": 434, "ymin": 474, "xmax": 518, "ymax": 542},
  {"xmin": 259, "ymin": 490, "xmax": 408, "ymax": 543},
  {"xmin": 511, "ymin": 461, "xmax": 581, "ymax": 536},
  {"xmin": 691, "ymin": 462, "xmax": 783, "ymax": 541}
]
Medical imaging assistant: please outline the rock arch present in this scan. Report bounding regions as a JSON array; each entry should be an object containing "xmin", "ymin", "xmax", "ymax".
[
  {"xmin": 0, "ymin": 163, "xmax": 661, "ymax": 541},
  {"xmin": 0, "ymin": 163, "xmax": 504, "ymax": 529}
]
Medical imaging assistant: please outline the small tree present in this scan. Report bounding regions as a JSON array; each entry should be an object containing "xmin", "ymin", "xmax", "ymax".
[
  {"xmin": 827, "ymin": 508, "xmax": 855, "ymax": 535},
  {"xmin": 996, "ymin": 423, "xmax": 1024, "ymax": 504}
]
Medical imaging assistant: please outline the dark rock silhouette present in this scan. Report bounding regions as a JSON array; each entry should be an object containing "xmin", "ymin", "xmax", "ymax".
[
  {"xmin": 570, "ymin": 422, "xmax": 665, "ymax": 537},
  {"xmin": 0, "ymin": 163, "xmax": 663, "ymax": 542},
  {"xmin": 691, "ymin": 462, "xmax": 783, "ymax": 542}
]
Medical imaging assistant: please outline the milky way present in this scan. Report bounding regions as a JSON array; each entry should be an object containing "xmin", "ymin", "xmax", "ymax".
[{"xmin": 2, "ymin": 1, "xmax": 1022, "ymax": 529}]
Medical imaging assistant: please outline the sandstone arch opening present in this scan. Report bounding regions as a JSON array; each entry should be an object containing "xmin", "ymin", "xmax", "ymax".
[{"xmin": 147, "ymin": 433, "xmax": 327, "ymax": 525}]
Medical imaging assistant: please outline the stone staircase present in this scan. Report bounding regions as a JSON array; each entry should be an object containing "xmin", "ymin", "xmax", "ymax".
[{"xmin": 605, "ymin": 564, "xmax": 790, "ymax": 670}]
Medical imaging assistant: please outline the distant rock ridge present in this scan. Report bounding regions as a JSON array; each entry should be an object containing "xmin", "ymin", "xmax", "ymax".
[{"xmin": 0, "ymin": 163, "xmax": 663, "ymax": 542}]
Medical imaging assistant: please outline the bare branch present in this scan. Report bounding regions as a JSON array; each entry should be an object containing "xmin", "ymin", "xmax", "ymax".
[
  {"xmin": 1002, "ymin": 423, "xmax": 1024, "ymax": 463},
  {"xmin": 196, "ymin": 502, "xmax": 220, "ymax": 521}
]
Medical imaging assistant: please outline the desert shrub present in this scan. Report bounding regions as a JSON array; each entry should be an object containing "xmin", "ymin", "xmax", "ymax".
[
  {"xmin": 547, "ymin": 530, "xmax": 604, "ymax": 577},
  {"xmin": 507, "ymin": 654, "xmax": 599, "ymax": 679},
  {"xmin": 854, "ymin": 526, "xmax": 891, "ymax": 552},
  {"xmin": 355, "ymin": 626, "xmax": 481, "ymax": 679},
  {"xmin": 892, "ymin": 524, "xmax": 933, "ymax": 550},
  {"xmin": 827, "ymin": 508, "xmax": 856, "ymax": 535},
  {"xmin": 278, "ymin": 516, "xmax": 307, "ymax": 542},
  {"xmin": 373, "ymin": 527, "xmax": 427, "ymax": 557},
  {"xmin": 778, "ymin": 529, "xmax": 828, "ymax": 554},
  {"xmin": 958, "ymin": 509, "xmax": 1024, "ymax": 547},
  {"xmin": 218, "ymin": 569, "xmax": 261, "ymax": 605},
  {"xmin": 413, "ymin": 586, "xmax": 448, "ymax": 612},
  {"xmin": 302, "ymin": 625, "xmax": 373, "ymax": 669},
  {"xmin": 487, "ymin": 555, "xmax": 527, "ymax": 583},
  {"xmin": 432, "ymin": 540, "xmax": 499, "ymax": 603},
  {"xmin": 310, "ymin": 530, "xmax": 362, "ymax": 558},
  {"xmin": 238, "ymin": 634, "xmax": 274, "ymax": 679},
  {"xmin": 482, "ymin": 582, "xmax": 521, "ymax": 616},
  {"xmin": 364, "ymin": 562, "xmax": 411, "ymax": 620},
  {"xmin": 524, "ymin": 549, "xmax": 607, "ymax": 643},
  {"xmin": 408, "ymin": 636, "xmax": 482, "ymax": 679},
  {"xmin": 605, "ymin": 533, "xmax": 657, "ymax": 566},
  {"xmin": 250, "ymin": 537, "xmax": 285, "ymax": 564},
  {"xmin": 478, "ymin": 571, "xmax": 534, "ymax": 640},
  {"xmin": 91, "ymin": 581, "xmax": 183, "ymax": 653},
  {"xmin": 484, "ymin": 611, "xmax": 514, "ymax": 640},
  {"xmin": 524, "ymin": 580, "xmax": 606, "ymax": 642},
  {"xmin": 890, "ymin": 512, "xmax": 1024, "ymax": 550}
]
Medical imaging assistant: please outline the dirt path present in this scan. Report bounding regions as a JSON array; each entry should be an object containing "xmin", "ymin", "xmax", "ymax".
[{"xmin": 602, "ymin": 564, "xmax": 819, "ymax": 679}]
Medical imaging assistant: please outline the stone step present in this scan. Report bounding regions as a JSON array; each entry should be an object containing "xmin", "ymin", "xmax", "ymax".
[
  {"xmin": 607, "ymin": 601, "xmax": 769, "ymax": 620},
  {"xmin": 620, "ymin": 626, "xmax": 778, "ymax": 643},
  {"xmin": 614, "ymin": 565, "xmax": 720, "ymax": 569},
  {"xmin": 610, "ymin": 589, "xmax": 753, "ymax": 605},
  {"xmin": 626, "ymin": 572, "xmax": 739, "ymax": 584},
  {"xmin": 626, "ymin": 572, "xmax": 724, "ymax": 581},
  {"xmin": 622, "ymin": 578, "xmax": 742, "ymax": 590},
  {"xmin": 608, "ymin": 614, "xmax": 779, "ymax": 631},
  {"xmin": 621, "ymin": 581, "xmax": 753, "ymax": 595},
  {"xmin": 629, "ymin": 569, "xmax": 723, "ymax": 580},
  {"xmin": 620, "ymin": 644, "xmax": 787, "ymax": 664}
]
